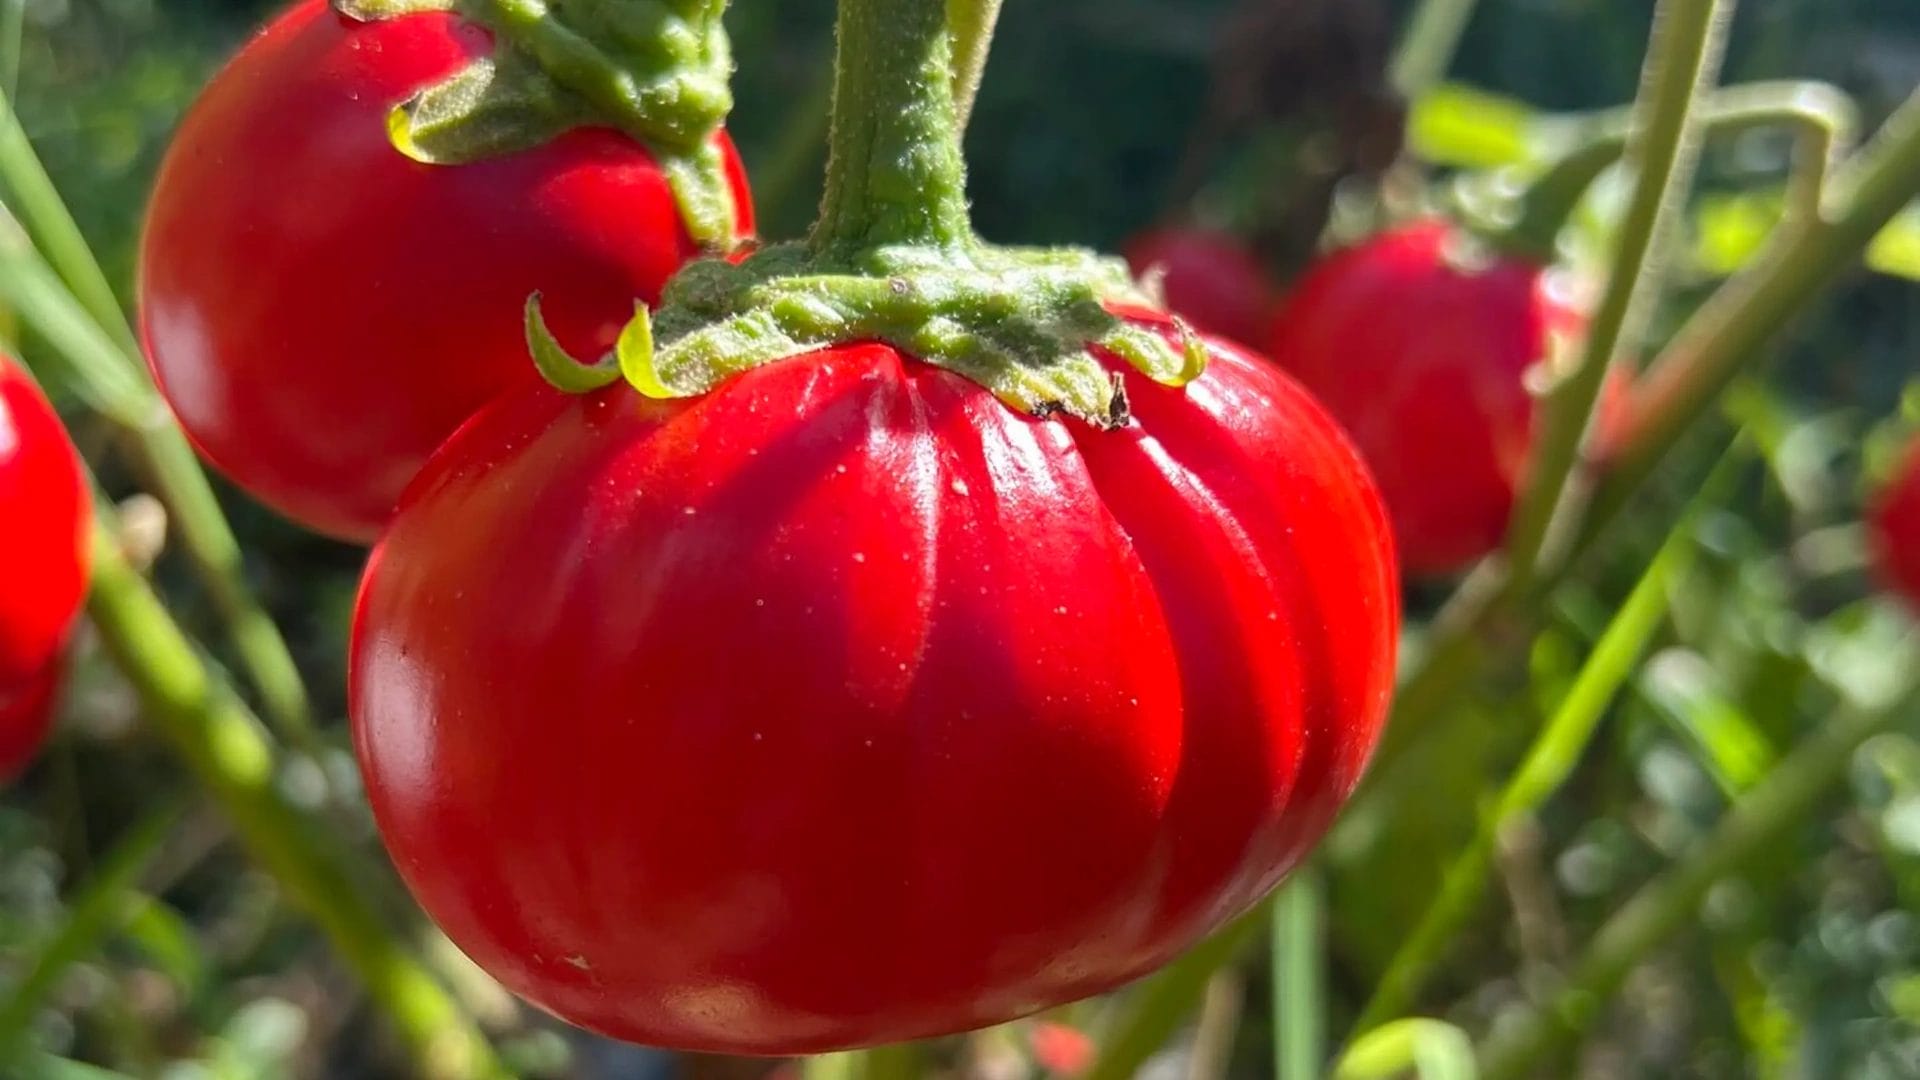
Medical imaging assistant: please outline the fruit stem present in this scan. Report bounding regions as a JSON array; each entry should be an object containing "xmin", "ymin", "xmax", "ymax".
[
  {"xmin": 1494, "ymin": 80, "xmax": 1857, "ymax": 261},
  {"xmin": 813, "ymin": 0, "xmax": 976, "ymax": 255},
  {"xmin": 1503, "ymin": 0, "xmax": 1733, "ymax": 581}
]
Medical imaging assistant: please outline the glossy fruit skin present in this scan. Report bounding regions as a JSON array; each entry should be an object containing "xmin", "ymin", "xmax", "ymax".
[
  {"xmin": 0, "ymin": 356, "xmax": 89, "ymax": 778},
  {"xmin": 1872, "ymin": 439, "xmax": 1920, "ymax": 608},
  {"xmin": 1125, "ymin": 229, "xmax": 1275, "ymax": 347},
  {"xmin": 1266, "ymin": 219, "xmax": 1590, "ymax": 577},
  {"xmin": 351, "ymin": 315, "xmax": 1399, "ymax": 1053},
  {"xmin": 140, "ymin": 0, "xmax": 755, "ymax": 543}
]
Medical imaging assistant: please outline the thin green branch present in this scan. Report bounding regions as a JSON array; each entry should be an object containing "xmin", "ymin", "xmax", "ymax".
[
  {"xmin": 1360, "ymin": 80, "xmax": 1920, "ymax": 809},
  {"xmin": 1504, "ymin": 0, "xmax": 1733, "ymax": 578},
  {"xmin": 0, "ymin": 85, "xmax": 135, "ymax": 356},
  {"xmin": 1499, "ymin": 80, "xmax": 1857, "ymax": 258},
  {"xmin": 1391, "ymin": 0, "xmax": 1483, "ymax": 100},
  {"xmin": 0, "ymin": 195, "xmax": 317, "ymax": 750},
  {"xmin": 1352, "ymin": 453, "xmax": 1723, "ymax": 1034},
  {"xmin": 84, "ymin": 506, "xmax": 508, "ymax": 1080},
  {"xmin": 1594, "ymin": 83, "xmax": 1920, "ymax": 537},
  {"xmin": 1272, "ymin": 872, "xmax": 1326, "ymax": 1080},
  {"xmin": 1477, "ymin": 648, "xmax": 1920, "ymax": 1080}
]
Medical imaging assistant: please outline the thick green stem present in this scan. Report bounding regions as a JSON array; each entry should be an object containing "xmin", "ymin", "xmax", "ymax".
[
  {"xmin": 1593, "ymin": 84, "xmax": 1920, "ymax": 536},
  {"xmin": 85, "ymin": 512, "xmax": 507, "ymax": 1080},
  {"xmin": 1504, "ymin": 0, "xmax": 1733, "ymax": 578},
  {"xmin": 813, "ymin": 0, "xmax": 974, "ymax": 254},
  {"xmin": 947, "ymin": 0, "xmax": 1003, "ymax": 131},
  {"xmin": 1477, "ymin": 656, "xmax": 1920, "ymax": 1079}
]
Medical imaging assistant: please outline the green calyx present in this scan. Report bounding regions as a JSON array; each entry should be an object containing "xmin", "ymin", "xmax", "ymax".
[
  {"xmin": 333, "ymin": 0, "xmax": 739, "ymax": 247},
  {"xmin": 525, "ymin": 0, "xmax": 1203, "ymax": 428},
  {"xmin": 526, "ymin": 240, "xmax": 1209, "ymax": 429}
]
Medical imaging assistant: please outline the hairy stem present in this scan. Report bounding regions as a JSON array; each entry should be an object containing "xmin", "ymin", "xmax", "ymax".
[{"xmin": 813, "ymin": 0, "xmax": 975, "ymax": 253}]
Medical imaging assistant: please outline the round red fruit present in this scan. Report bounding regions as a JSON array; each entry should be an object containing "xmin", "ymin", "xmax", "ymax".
[
  {"xmin": 1125, "ymin": 228, "xmax": 1275, "ymax": 347},
  {"xmin": 0, "ymin": 355, "xmax": 90, "ymax": 776},
  {"xmin": 1872, "ymin": 438, "xmax": 1920, "ymax": 608},
  {"xmin": 351, "ymin": 319, "xmax": 1398, "ymax": 1054},
  {"xmin": 1266, "ymin": 219, "xmax": 1594, "ymax": 577},
  {"xmin": 140, "ymin": 0, "xmax": 754, "ymax": 543}
]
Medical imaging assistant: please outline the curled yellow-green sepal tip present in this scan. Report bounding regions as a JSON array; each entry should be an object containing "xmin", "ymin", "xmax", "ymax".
[
  {"xmin": 526, "ymin": 294, "xmax": 622, "ymax": 393},
  {"xmin": 616, "ymin": 306, "xmax": 679, "ymax": 400},
  {"xmin": 1096, "ymin": 317, "xmax": 1209, "ymax": 390}
]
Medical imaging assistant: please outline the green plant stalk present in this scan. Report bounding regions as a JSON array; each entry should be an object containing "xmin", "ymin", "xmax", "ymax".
[
  {"xmin": 1477, "ymin": 658, "xmax": 1920, "ymax": 1080},
  {"xmin": 946, "ymin": 0, "xmax": 1003, "ymax": 131},
  {"xmin": 0, "ymin": 804, "xmax": 182, "ymax": 1056},
  {"xmin": 1594, "ymin": 84, "xmax": 1920, "ymax": 536},
  {"xmin": 1084, "ymin": 905, "xmax": 1267, "ymax": 1080},
  {"xmin": 84, "ymin": 513, "xmax": 508, "ymax": 1080},
  {"xmin": 813, "ymin": 0, "xmax": 974, "ymax": 254},
  {"xmin": 0, "ymin": 98, "xmax": 316, "ymax": 747},
  {"xmin": 1352, "ymin": 472, "xmax": 1709, "ymax": 1034},
  {"xmin": 1504, "ymin": 0, "xmax": 1733, "ymax": 578},
  {"xmin": 1390, "ymin": 0, "xmax": 1483, "ymax": 99},
  {"xmin": 1272, "ymin": 871, "xmax": 1326, "ymax": 1080}
]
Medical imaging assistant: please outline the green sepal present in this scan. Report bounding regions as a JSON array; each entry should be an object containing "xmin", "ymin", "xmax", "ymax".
[
  {"xmin": 531, "ymin": 240, "xmax": 1211, "ymax": 431},
  {"xmin": 525, "ymin": 295, "xmax": 621, "ymax": 393},
  {"xmin": 389, "ymin": 53, "xmax": 586, "ymax": 166},
  {"xmin": 344, "ymin": 0, "xmax": 741, "ymax": 249}
]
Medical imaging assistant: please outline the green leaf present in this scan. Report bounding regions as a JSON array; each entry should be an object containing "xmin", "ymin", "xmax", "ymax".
[
  {"xmin": 1639, "ymin": 648, "xmax": 1779, "ymax": 796},
  {"xmin": 1335, "ymin": 1019, "xmax": 1479, "ymax": 1080},
  {"xmin": 1866, "ymin": 201, "xmax": 1920, "ymax": 281},
  {"xmin": 1692, "ymin": 192, "xmax": 1785, "ymax": 276},
  {"xmin": 1692, "ymin": 193, "xmax": 1920, "ymax": 281},
  {"xmin": 1408, "ymin": 84, "xmax": 1542, "ymax": 170}
]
